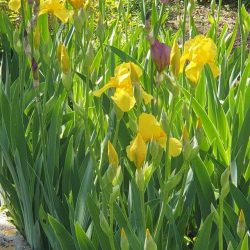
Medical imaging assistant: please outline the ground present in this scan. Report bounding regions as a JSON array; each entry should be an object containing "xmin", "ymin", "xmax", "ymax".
[{"xmin": 0, "ymin": 212, "xmax": 30, "ymax": 250}]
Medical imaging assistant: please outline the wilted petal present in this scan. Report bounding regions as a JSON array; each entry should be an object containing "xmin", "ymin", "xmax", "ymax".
[
  {"xmin": 126, "ymin": 133, "xmax": 147, "ymax": 168},
  {"xmin": 111, "ymin": 88, "xmax": 136, "ymax": 112}
]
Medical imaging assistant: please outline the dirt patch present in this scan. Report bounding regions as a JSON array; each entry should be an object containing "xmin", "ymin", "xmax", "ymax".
[
  {"xmin": 167, "ymin": 1, "xmax": 250, "ymax": 49},
  {"xmin": 0, "ymin": 212, "xmax": 30, "ymax": 250}
]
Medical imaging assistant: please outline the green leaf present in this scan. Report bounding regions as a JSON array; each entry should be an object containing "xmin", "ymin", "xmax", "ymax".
[
  {"xmin": 192, "ymin": 156, "xmax": 216, "ymax": 217},
  {"xmin": 182, "ymin": 87, "xmax": 229, "ymax": 165},
  {"xmin": 193, "ymin": 212, "xmax": 214, "ymax": 250},
  {"xmin": 48, "ymin": 215, "xmax": 76, "ymax": 250},
  {"xmin": 86, "ymin": 195, "xmax": 111, "ymax": 249},
  {"xmin": 75, "ymin": 223, "xmax": 95, "ymax": 250},
  {"xmin": 62, "ymin": 136, "xmax": 74, "ymax": 195},
  {"xmin": 230, "ymin": 184, "xmax": 250, "ymax": 229},
  {"xmin": 113, "ymin": 203, "xmax": 141, "ymax": 250},
  {"xmin": 74, "ymin": 156, "xmax": 93, "ymax": 228}
]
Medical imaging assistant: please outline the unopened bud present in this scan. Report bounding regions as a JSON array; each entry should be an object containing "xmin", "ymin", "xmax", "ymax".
[
  {"xmin": 57, "ymin": 43, "xmax": 71, "ymax": 74},
  {"xmin": 144, "ymin": 229, "xmax": 157, "ymax": 250},
  {"xmin": 34, "ymin": 26, "xmax": 40, "ymax": 49},
  {"xmin": 182, "ymin": 103, "xmax": 189, "ymax": 121},
  {"xmin": 62, "ymin": 72, "xmax": 73, "ymax": 91},
  {"xmin": 32, "ymin": 58, "xmax": 39, "ymax": 88},
  {"xmin": 170, "ymin": 39, "xmax": 181, "ymax": 78},
  {"xmin": 13, "ymin": 29, "xmax": 22, "ymax": 54},
  {"xmin": 237, "ymin": 210, "xmax": 246, "ymax": 239},
  {"xmin": 120, "ymin": 228, "xmax": 129, "ymax": 250},
  {"xmin": 136, "ymin": 168, "xmax": 144, "ymax": 192},
  {"xmin": 151, "ymin": 40, "xmax": 170, "ymax": 73}
]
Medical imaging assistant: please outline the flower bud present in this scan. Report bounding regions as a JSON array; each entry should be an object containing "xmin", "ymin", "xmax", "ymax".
[
  {"xmin": 182, "ymin": 103, "xmax": 189, "ymax": 121},
  {"xmin": 108, "ymin": 141, "xmax": 119, "ymax": 168},
  {"xmin": 32, "ymin": 58, "xmax": 39, "ymax": 89},
  {"xmin": 33, "ymin": 25, "xmax": 40, "ymax": 50},
  {"xmin": 161, "ymin": 0, "xmax": 169, "ymax": 3},
  {"xmin": 57, "ymin": 43, "xmax": 71, "ymax": 74},
  {"xmin": 237, "ymin": 210, "xmax": 246, "ymax": 239},
  {"xmin": 135, "ymin": 167, "xmax": 144, "ymax": 192},
  {"xmin": 120, "ymin": 228, "xmax": 129, "ymax": 250},
  {"xmin": 170, "ymin": 39, "xmax": 181, "ymax": 78},
  {"xmin": 62, "ymin": 72, "xmax": 73, "ymax": 91},
  {"xmin": 151, "ymin": 40, "xmax": 170, "ymax": 73},
  {"xmin": 183, "ymin": 137, "xmax": 199, "ymax": 161},
  {"xmin": 13, "ymin": 29, "xmax": 22, "ymax": 54},
  {"xmin": 144, "ymin": 229, "xmax": 157, "ymax": 250}
]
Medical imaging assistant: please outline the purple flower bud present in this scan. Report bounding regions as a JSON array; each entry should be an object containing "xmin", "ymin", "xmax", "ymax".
[{"xmin": 151, "ymin": 40, "xmax": 171, "ymax": 73}]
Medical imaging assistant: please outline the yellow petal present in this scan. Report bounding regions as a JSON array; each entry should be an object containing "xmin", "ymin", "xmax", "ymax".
[
  {"xmin": 108, "ymin": 141, "xmax": 119, "ymax": 167},
  {"xmin": 8, "ymin": 0, "xmax": 21, "ymax": 11},
  {"xmin": 169, "ymin": 138, "xmax": 182, "ymax": 157},
  {"xmin": 111, "ymin": 88, "xmax": 136, "ymax": 112},
  {"xmin": 170, "ymin": 39, "xmax": 181, "ymax": 78},
  {"xmin": 140, "ymin": 87, "xmax": 153, "ymax": 105},
  {"xmin": 208, "ymin": 62, "xmax": 220, "ymax": 78},
  {"xmin": 126, "ymin": 133, "xmax": 147, "ymax": 168},
  {"xmin": 138, "ymin": 113, "xmax": 167, "ymax": 148},
  {"xmin": 115, "ymin": 62, "xmax": 142, "ymax": 84},
  {"xmin": 39, "ymin": 0, "xmax": 73, "ymax": 23},
  {"xmin": 68, "ymin": 0, "xmax": 85, "ymax": 9},
  {"xmin": 185, "ymin": 61, "xmax": 203, "ymax": 84},
  {"xmin": 92, "ymin": 79, "xmax": 117, "ymax": 97}
]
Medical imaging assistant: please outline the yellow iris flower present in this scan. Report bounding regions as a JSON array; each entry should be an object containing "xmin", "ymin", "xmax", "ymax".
[
  {"xmin": 126, "ymin": 133, "xmax": 147, "ymax": 169},
  {"xmin": 108, "ymin": 141, "xmax": 119, "ymax": 168},
  {"xmin": 138, "ymin": 113, "xmax": 182, "ymax": 156},
  {"xmin": 138, "ymin": 113, "xmax": 167, "ymax": 148},
  {"xmin": 39, "ymin": 0, "xmax": 73, "ymax": 23},
  {"xmin": 93, "ymin": 62, "xmax": 153, "ymax": 112},
  {"xmin": 180, "ymin": 35, "xmax": 219, "ymax": 84}
]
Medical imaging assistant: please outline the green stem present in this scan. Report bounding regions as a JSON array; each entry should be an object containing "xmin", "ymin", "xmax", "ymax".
[
  {"xmin": 140, "ymin": 190, "xmax": 146, "ymax": 236},
  {"xmin": 155, "ymin": 4, "xmax": 165, "ymax": 38},
  {"xmin": 112, "ymin": 119, "xmax": 120, "ymax": 147},
  {"xmin": 109, "ymin": 201, "xmax": 115, "ymax": 250},
  {"xmin": 238, "ymin": 0, "xmax": 245, "ymax": 75},
  {"xmin": 165, "ymin": 98, "xmax": 177, "ymax": 180},
  {"xmin": 182, "ymin": 0, "xmax": 188, "ymax": 49},
  {"xmin": 219, "ymin": 198, "xmax": 224, "ymax": 250}
]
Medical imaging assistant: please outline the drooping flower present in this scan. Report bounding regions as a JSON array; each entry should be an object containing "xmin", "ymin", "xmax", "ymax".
[
  {"xmin": 108, "ymin": 141, "xmax": 119, "ymax": 168},
  {"xmin": 138, "ymin": 113, "xmax": 167, "ymax": 148},
  {"xmin": 126, "ymin": 133, "xmax": 147, "ymax": 169},
  {"xmin": 138, "ymin": 113, "xmax": 182, "ymax": 157},
  {"xmin": 39, "ymin": 0, "xmax": 73, "ymax": 23},
  {"xmin": 93, "ymin": 62, "xmax": 153, "ymax": 112},
  {"xmin": 151, "ymin": 39, "xmax": 171, "ymax": 73},
  {"xmin": 180, "ymin": 35, "xmax": 219, "ymax": 84},
  {"xmin": 57, "ymin": 43, "xmax": 71, "ymax": 73}
]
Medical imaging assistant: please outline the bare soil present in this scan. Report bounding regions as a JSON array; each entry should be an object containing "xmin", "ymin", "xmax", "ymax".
[{"xmin": 0, "ymin": 212, "xmax": 30, "ymax": 250}]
